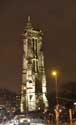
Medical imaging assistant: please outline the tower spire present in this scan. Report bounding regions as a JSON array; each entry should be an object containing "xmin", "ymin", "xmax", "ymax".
[
  {"xmin": 28, "ymin": 16, "xmax": 31, "ymax": 22},
  {"xmin": 25, "ymin": 16, "xmax": 33, "ymax": 30}
]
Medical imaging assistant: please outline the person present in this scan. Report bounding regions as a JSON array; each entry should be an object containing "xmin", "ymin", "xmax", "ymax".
[
  {"xmin": 2, "ymin": 116, "xmax": 7, "ymax": 124},
  {"xmin": 14, "ymin": 116, "xmax": 20, "ymax": 125},
  {"xmin": 0, "ymin": 113, "xmax": 3, "ymax": 123}
]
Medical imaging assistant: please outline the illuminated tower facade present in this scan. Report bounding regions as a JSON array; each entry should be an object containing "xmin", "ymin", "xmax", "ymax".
[{"xmin": 20, "ymin": 17, "xmax": 48, "ymax": 112}]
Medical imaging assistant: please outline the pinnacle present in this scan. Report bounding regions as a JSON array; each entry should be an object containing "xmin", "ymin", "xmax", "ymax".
[
  {"xmin": 28, "ymin": 16, "xmax": 31, "ymax": 22},
  {"xmin": 25, "ymin": 16, "xmax": 33, "ymax": 30}
]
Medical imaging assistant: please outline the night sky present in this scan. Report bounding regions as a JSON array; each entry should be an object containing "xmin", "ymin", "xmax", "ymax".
[{"xmin": 0, "ymin": 0, "xmax": 76, "ymax": 93}]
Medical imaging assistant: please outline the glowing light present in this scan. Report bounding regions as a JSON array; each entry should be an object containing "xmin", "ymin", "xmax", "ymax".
[
  {"xmin": 23, "ymin": 86, "xmax": 26, "ymax": 90},
  {"xmin": 52, "ymin": 71, "xmax": 57, "ymax": 76}
]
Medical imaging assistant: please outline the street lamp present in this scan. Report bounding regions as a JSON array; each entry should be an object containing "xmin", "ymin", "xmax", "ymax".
[
  {"xmin": 52, "ymin": 70, "xmax": 60, "ymax": 124},
  {"xmin": 52, "ymin": 70, "xmax": 58, "ymax": 105}
]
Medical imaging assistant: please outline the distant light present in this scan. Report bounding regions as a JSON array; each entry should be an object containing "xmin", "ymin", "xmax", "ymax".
[
  {"xmin": 74, "ymin": 102, "xmax": 76, "ymax": 105},
  {"xmin": 23, "ymin": 87, "xmax": 26, "ymax": 90},
  {"xmin": 38, "ymin": 107, "xmax": 40, "ymax": 110},
  {"xmin": 52, "ymin": 71, "xmax": 57, "ymax": 76}
]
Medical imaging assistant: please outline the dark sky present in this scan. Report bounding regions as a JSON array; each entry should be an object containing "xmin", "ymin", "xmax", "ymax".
[{"xmin": 0, "ymin": 0, "xmax": 76, "ymax": 93}]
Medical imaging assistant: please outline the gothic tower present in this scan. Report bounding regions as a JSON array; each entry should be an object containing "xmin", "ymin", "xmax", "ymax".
[{"xmin": 20, "ymin": 17, "xmax": 48, "ymax": 112}]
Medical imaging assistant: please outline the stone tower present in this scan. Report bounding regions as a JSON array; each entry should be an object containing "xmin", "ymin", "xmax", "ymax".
[{"xmin": 20, "ymin": 17, "xmax": 48, "ymax": 112}]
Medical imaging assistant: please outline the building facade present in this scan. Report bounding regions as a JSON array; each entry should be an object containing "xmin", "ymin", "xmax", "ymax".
[{"xmin": 20, "ymin": 17, "xmax": 48, "ymax": 112}]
